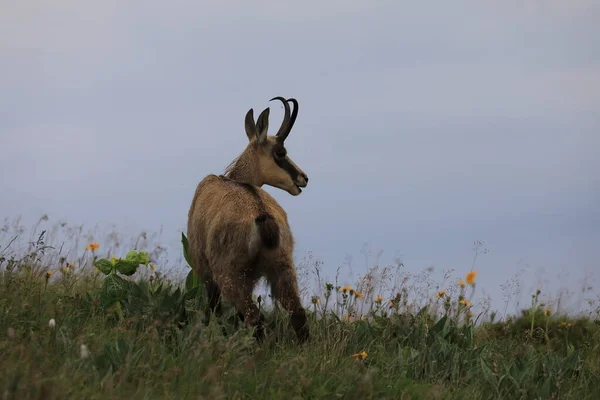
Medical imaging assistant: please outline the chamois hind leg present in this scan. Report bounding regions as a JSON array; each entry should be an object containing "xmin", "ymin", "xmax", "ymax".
[
  {"xmin": 267, "ymin": 263, "xmax": 309, "ymax": 343},
  {"xmin": 203, "ymin": 280, "xmax": 223, "ymax": 324},
  {"xmin": 219, "ymin": 273, "xmax": 265, "ymax": 342}
]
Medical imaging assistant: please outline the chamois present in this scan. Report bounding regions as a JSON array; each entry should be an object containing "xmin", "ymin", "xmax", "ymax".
[{"xmin": 186, "ymin": 96, "xmax": 310, "ymax": 343}]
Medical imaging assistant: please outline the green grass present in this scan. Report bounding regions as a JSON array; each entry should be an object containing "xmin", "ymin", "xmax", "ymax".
[{"xmin": 1, "ymin": 226, "xmax": 600, "ymax": 399}]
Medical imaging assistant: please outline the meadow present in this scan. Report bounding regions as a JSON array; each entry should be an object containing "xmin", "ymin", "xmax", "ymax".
[{"xmin": 1, "ymin": 216, "xmax": 599, "ymax": 399}]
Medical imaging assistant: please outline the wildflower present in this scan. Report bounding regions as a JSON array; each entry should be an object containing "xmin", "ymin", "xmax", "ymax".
[
  {"xmin": 7, "ymin": 327, "xmax": 15, "ymax": 339},
  {"xmin": 338, "ymin": 285, "xmax": 352, "ymax": 294},
  {"xmin": 80, "ymin": 344, "xmax": 91, "ymax": 359},
  {"xmin": 435, "ymin": 290, "xmax": 446, "ymax": 298},
  {"xmin": 460, "ymin": 299, "xmax": 472, "ymax": 307},
  {"xmin": 544, "ymin": 308, "xmax": 551, "ymax": 316},
  {"xmin": 60, "ymin": 266, "xmax": 69, "ymax": 274},
  {"xmin": 150, "ymin": 263, "xmax": 156, "ymax": 271},
  {"xmin": 85, "ymin": 241, "xmax": 100, "ymax": 252},
  {"xmin": 458, "ymin": 280, "xmax": 465, "ymax": 288},
  {"xmin": 68, "ymin": 263, "xmax": 77, "ymax": 270},
  {"xmin": 49, "ymin": 319, "xmax": 56, "ymax": 329},
  {"xmin": 352, "ymin": 351, "xmax": 368, "ymax": 360},
  {"xmin": 466, "ymin": 270, "xmax": 478, "ymax": 285},
  {"xmin": 354, "ymin": 291, "xmax": 365, "ymax": 300},
  {"xmin": 467, "ymin": 312, "xmax": 474, "ymax": 318},
  {"xmin": 311, "ymin": 296, "xmax": 320, "ymax": 305},
  {"xmin": 375, "ymin": 295, "xmax": 385, "ymax": 304}
]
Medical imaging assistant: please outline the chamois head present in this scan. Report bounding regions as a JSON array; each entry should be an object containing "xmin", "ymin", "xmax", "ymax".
[{"xmin": 227, "ymin": 96, "xmax": 309, "ymax": 196}]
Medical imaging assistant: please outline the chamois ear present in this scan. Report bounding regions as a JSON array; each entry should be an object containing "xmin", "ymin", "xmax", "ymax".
[
  {"xmin": 255, "ymin": 108, "xmax": 270, "ymax": 144},
  {"xmin": 244, "ymin": 108, "xmax": 256, "ymax": 142}
]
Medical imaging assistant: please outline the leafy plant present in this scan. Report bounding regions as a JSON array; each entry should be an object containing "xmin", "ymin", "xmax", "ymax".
[
  {"xmin": 181, "ymin": 232, "xmax": 199, "ymax": 292},
  {"xmin": 93, "ymin": 250, "xmax": 151, "ymax": 319}
]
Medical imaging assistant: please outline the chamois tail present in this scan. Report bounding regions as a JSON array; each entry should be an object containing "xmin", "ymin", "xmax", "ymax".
[{"xmin": 255, "ymin": 214, "xmax": 280, "ymax": 250}]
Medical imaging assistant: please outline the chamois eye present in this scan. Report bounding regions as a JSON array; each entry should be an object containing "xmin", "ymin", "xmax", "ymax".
[{"xmin": 275, "ymin": 149, "xmax": 286, "ymax": 158}]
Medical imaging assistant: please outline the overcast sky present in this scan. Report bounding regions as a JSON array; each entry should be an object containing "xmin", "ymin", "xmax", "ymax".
[{"xmin": 1, "ymin": 0, "xmax": 599, "ymax": 316}]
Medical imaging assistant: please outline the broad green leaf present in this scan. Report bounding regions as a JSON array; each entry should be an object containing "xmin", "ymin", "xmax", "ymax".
[
  {"xmin": 181, "ymin": 232, "xmax": 192, "ymax": 268},
  {"xmin": 124, "ymin": 250, "xmax": 150, "ymax": 266},
  {"xmin": 114, "ymin": 259, "xmax": 138, "ymax": 276},
  {"xmin": 137, "ymin": 251, "xmax": 150, "ymax": 265},
  {"xmin": 94, "ymin": 259, "xmax": 114, "ymax": 275},
  {"xmin": 185, "ymin": 269, "xmax": 200, "ymax": 292},
  {"xmin": 431, "ymin": 315, "xmax": 448, "ymax": 335},
  {"xmin": 101, "ymin": 274, "xmax": 130, "ymax": 308}
]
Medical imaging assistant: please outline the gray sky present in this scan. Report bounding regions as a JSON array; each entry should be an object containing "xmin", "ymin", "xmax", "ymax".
[{"xmin": 1, "ymin": 0, "xmax": 599, "ymax": 316}]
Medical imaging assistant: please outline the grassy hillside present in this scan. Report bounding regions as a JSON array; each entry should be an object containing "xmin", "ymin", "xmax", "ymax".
[{"xmin": 1, "ymin": 227, "xmax": 599, "ymax": 399}]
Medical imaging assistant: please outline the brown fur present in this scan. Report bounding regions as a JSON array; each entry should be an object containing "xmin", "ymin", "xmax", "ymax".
[{"xmin": 186, "ymin": 98, "xmax": 309, "ymax": 343}]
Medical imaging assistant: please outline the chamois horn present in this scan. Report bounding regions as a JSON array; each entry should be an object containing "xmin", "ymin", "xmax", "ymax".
[{"xmin": 270, "ymin": 96, "xmax": 298, "ymax": 142}]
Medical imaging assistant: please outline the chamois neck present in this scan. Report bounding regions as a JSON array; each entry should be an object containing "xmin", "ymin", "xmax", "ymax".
[{"xmin": 224, "ymin": 150, "xmax": 261, "ymax": 186}]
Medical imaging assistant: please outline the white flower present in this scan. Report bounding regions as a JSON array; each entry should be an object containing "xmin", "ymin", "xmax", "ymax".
[
  {"xmin": 49, "ymin": 319, "xmax": 56, "ymax": 329},
  {"xmin": 80, "ymin": 344, "xmax": 91, "ymax": 359}
]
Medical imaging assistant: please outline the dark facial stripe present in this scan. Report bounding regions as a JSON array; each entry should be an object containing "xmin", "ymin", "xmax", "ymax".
[
  {"xmin": 274, "ymin": 157, "xmax": 300, "ymax": 181},
  {"xmin": 272, "ymin": 144, "xmax": 300, "ymax": 181}
]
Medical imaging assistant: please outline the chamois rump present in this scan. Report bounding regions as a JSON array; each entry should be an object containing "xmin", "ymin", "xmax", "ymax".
[{"xmin": 186, "ymin": 96, "xmax": 310, "ymax": 342}]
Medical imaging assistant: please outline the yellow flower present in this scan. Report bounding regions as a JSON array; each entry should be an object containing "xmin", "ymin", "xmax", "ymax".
[
  {"xmin": 45, "ymin": 270, "xmax": 54, "ymax": 279},
  {"xmin": 375, "ymin": 295, "xmax": 385, "ymax": 304},
  {"xmin": 311, "ymin": 296, "xmax": 320, "ymax": 305},
  {"xmin": 68, "ymin": 263, "xmax": 77, "ymax": 270},
  {"xmin": 354, "ymin": 291, "xmax": 365, "ymax": 300},
  {"xmin": 150, "ymin": 263, "xmax": 156, "ymax": 271},
  {"xmin": 86, "ymin": 241, "xmax": 100, "ymax": 252},
  {"xmin": 60, "ymin": 266, "xmax": 68, "ymax": 274},
  {"xmin": 460, "ymin": 299, "xmax": 472, "ymax": 307},
  {"xmin": 338, "ymin": 285, "xmax": 352, "ymax": 294},
  {"xmin": 544, "ymin": 308, "xmax": 551, "ymax": 316},
  {"xmin": 467, "ymin": 312, "xmax": 473, "ymax": 318},
  {"xmin": 458, "ymin": 280, "xmax": 466, "ymax": 288},
  {"xmin": 435, "ymin": 290, "xmax": 446, "ymax": 298},
  {"xmin": 466, "ymin": 270, "xmax": 478, "ymax": 285},
  {"xmin": 352, "ymin": 351, "xmax": 368, "ymax": 360}
]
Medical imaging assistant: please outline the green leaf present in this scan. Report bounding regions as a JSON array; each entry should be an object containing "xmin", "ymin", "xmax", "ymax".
[
  {"xmin": 181, "ymin": 232, "xmax": 192, "ymax": 268},
  {"xmin": 185, "ymin": 269, "xmax": 201, "ymax": 292},
  {"xmin": 431, "ymin": 315, "xmax": 448, "ymax": 335},
  {"xmin": 184, "ymin": 286, "xmax": 201, "ymax": 301},
  {"xmin": 101, "ymin": 274, "xmax": 130, "ymax": 308},
  {"xmin": 94, "ymin": 259, "xmax": 114, "ymax": 275},
  {"xmin": 125, "ymin": 250, "xmax": 150, "ymax": 266},
  {"xmin": 114, "ymin": 259, "xmax": 139, "ymax": 276}
]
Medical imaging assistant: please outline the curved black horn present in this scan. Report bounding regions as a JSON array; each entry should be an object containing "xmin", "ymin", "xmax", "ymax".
[
  {"xmin": 269, "ymin": 96, "xmax": 291, "ymax": 141},
  {"xmin": 287, "ymin": 98, "xmax": 299, "ymax": 134}
]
